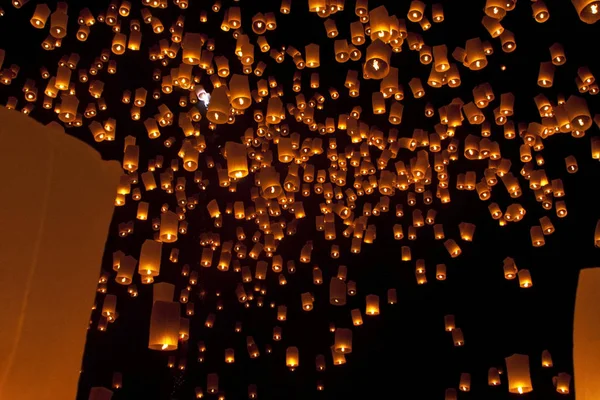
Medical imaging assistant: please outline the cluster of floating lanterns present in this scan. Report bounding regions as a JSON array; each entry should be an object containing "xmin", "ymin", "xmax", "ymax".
[{"xmin": 1, "ymin": 0, "xmax": 600, "ymax": 398}]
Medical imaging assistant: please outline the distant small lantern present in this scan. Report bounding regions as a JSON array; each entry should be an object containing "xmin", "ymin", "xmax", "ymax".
[
  {"xmin": 365, "ymin": 294, "xmax": 380, "ymax": 315},
  {"xmin": 286, "ymin": 346, "xmax": 299, "ymax": 370}
]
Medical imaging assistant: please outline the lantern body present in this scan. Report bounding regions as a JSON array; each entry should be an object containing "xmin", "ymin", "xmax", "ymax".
[
  {"xmin": 334, "ymin": 328, "xmax": 353, "ymax": 353},
  {"xmin": 207, "ymin": 86, "xmax": 230, "ymax": 124},
  {"xmin": 330, "ymin": 278, "xmax": 347, "ymax": 305},
  {"xmin": 207, "ymin": 373, "xmax": 219, "ymax": 393},
  {"xmin": 286, "ymin": 346, "xmax": 299, "ymax": 369},
  {"xmin": 260, "ymin": 167, "xmax": 282, "ymax": 199},
  {"xmin": 351, "ymin": 309, "xmax": 363, "ymax": 325},
  {"xmin": 160, "ymin": 211, "xmax": 179, "ymax": 243},
  {"xmin": 225, "ymin": 141, "xmax": 248, "ymax": 179},
  {"xmin": 445, "ymin": 388, "xmax": 457, "ymax": 400},
  {"xmin": 88, "ymin": 387, "xmax": 113, "ymax": 400},
  {"xmin": 139, "ymin": 239, "xmax": 163, "ymax": 278},
  {"xmin": 31, "ymin": 4, "xmax": 51, "ymax": 28},
  {"xmin": 148, "ymin": 301, "xmax": 180, "ymax": 351},
  {"xmin": 518, "ymin": 269, "xmax": 533, "ymax": 288},
  {"xmin": 153, "ymin": 283, "xmax": 175, "ymax": 303},
  {"xmin": 365, "ymin": 294, "xmax": 380, "ymax": 315},
  {"xmin": 572, "ymin": 0, "xmax": 600, "ymax": 24},
  {"xmin": 459, "ymin": 373, "xmax": 471, "ymax": 391},
  {"xmin": 444, "ymin": 315, "xmax": 455, "ymax": 331},
  {"xmin": 556, "ymin": 372, "xmax": 571, "ymax": 393},
  {"xmin": 541, "ymin": 349, "xmax": 553, "ymax": 367},
  {"xmin": 305, "ymin": 44, "xmax": 320, "ymax": 67},
  {"xmin": 488, "ymin": 367, "xmax": 501, "ymax": 385},
  {"xmin": 505, "ymin": 354, "xmax": 533, "ymax": 394},
  {"xmin": 229, "ymin": 74, "xmax": 251, "ymax": 110},
  {"xmin": 574, "ymin": 268, "xmax": 600, "ymax": 400},
  {"xmin": 365, "ymin": 39, "xmax": 391, "ymax": 79},
  {"xmin": 0, "ymin": 108, "xmax": 120, "ymax": 400}
]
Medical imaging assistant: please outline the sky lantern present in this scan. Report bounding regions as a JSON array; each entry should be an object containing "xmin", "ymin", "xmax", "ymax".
[{"xmin": 505, "ymin": 354, "xmax": 533, "ymax": 394}]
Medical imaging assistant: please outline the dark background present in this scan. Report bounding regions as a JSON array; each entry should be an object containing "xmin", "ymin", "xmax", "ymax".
[{"xmin": 0, "ymin": 0, "xmax": 599, "ymax": 399}]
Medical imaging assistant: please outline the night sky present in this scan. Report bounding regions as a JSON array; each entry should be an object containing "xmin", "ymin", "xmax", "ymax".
[{"xmin": 1, "ymin": 0, "xmax": 599, "ymax": 399}]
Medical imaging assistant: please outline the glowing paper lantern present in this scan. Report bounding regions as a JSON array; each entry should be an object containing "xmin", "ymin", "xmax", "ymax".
[
  {"xmin": 573, "ymin": 268, "xmax": 600, "ymax": 400},
  {"xmin": 148, "ymin": 301, "xmax": 180, "ymax": 351},
  {"xmin": 207, "ymin": 86, "xmax": 230, "ymax": 124},
  {"xmin": 334, "ymin": 328, "xmax": 353, "ymax": 353},
  {"xmin": 505, "ymin": 354, "xmax": 533, "ymax": 394},
  {"xmin": 364, "ymin": 39, "xmax": 391, "ymax": 79},
  {"xmin": 225, "ymin": 141, "xmax": 249, "ymax": 179},
  {"xmin": 0, "ymin": 108, "xmax": 120, "ymax": 400},
  {"xmin": 572, "ymin": 0, "xmax": 600, "ymax": 24},
  {"xmin": 286, "ymin": 346, "xmax": 299, "ymax": 370}
]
